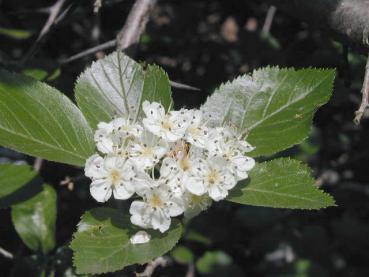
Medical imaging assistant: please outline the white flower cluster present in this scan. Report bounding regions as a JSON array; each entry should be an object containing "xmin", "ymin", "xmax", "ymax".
[{"xmin": 84, "ymin": 101, "xmax": 255, "ymax": 235}]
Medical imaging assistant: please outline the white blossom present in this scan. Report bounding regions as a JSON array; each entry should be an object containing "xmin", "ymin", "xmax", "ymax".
[
  {"xmin": 130, "ymin": 230, "xmax": 151, "ymax": 244},
  {"xmin": 128, "ymin": 131, "xmax": 168, "ymax": 170},
  {"xmin": 217, "ymin": 140, "xmax": 255, "ymax": 180},
  {"xmin": 184, "ymin": 110, "xmax": 209, "ymax": 148},
  {"xmin": 86, "ymin": 101, "xmax": 257, "ymax": 234},
  {"xmin": 142, "ymin": 101, "xmax": 190, "ymax": 141},
  {"xmin": 84, "ymin": 154, "xmax": 136, "ymax": 202},
  {"xmin": 111, "ymin": 117, "xmax": 143, "ymax": 138},
  {"xmin": 184, "ymin": 156, "xmax": 237, "ymax": 201},
  {"xmin": 130, "ymin": 183, "xmax": 184, "ymax": 233},
  {"xmin": 94, "ymin": 122, "xmax": 116, "ymax": 154},
  {"xmin": 94, "ymin": 118, "xmax": 142, "ymax": 154}
]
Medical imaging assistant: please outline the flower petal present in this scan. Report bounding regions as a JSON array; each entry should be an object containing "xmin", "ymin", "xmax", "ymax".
[
  {"xmin": 151, "ymin": 209, "xmax": 171, "ymax": 233},
  {"xmin": 208, "ymin": 185, "xmax": 228, "ymax": 201},
  {"xmin": 130, "ymin": 231, "xmax": 151, "ymax": 244},
  {"xmin": 90, "ymin": 179, "xmax": 112, "ymax": 202},
  {"xmin": 185, "ymin": 176, "xmax": 207, "ymax": 196},
  {"xmin": 113, "ymin": 182, "xmax": 135, "ymax": 200}
]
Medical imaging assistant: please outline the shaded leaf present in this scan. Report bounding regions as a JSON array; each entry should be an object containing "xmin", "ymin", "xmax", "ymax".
[
  {"xmin": 0, "ymin": 163, "xmax": 41, "ymax": 208},
  {"xmin": 227, "ymin": 158, "xmax": 335, "ymax": 209},
  {"xmin": 0, "ymin": 27, "xmax": 34, "ymax": 40},
  {"xmin": 171, "ymin": 245, "xmax": 194, "ymax": 264},
  {"xmin": 11, "ymin": 184, "xmax": 57, "ymax": 254},
  {"xmin": 70, "ymin": 207, "xmax": 182, "ymax": 274},
  {"xmin": 0, "ymin": 70, "xmax": 95, "ymax": 166},
  {"xmin": 202, "ymin": 67, "xmax": 335, "ymax": 156},
  {"xmin": 75, "ymin": 51, "xmax": 172, "ymax": 129}
]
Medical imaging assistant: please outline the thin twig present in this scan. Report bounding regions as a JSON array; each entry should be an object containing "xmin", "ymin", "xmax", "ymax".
[
  {"xmin": 185, "ymin": 263, "xmax": 195, "ymax": 277},
  {"xmin": 170, "ymin": 80, "xmax": 200, "ymax": 91},
  {"xmin": 136, "ymin": 256, "xmax": 170, "ymax": 277},
  {"xmin": 60, "ymin": 39, "xmax": 116, "ymax": 64},
  {"xmin": 33, "ymin": 157, "xmax": 43, "ymax": 172},
  {"xmin": 21, "ymin": 0, "xmax": 67, "ymax": 63},
  {"xmin": 262, "ymin": 5, "xmax": 277, "ymax": 34},
  {"xmin": 116, "ymin": 0, "xmax": 157, "ymax": 50},
  {"xmin": 0, "ymin": 246, "xmax": 13, "ymax": 259},
  {"xmin": 61, "ymin": 0, "xmax": 199, "ymax": 92},
  {"xmin": 354, "ymin": 52, "xmax": 369, "ymax": 124}
]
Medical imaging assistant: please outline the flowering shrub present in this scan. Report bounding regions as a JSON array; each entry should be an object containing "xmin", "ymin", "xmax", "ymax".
[{"xmin": 0, "ymin": 51, "xmax": 336, "ymax": 274}]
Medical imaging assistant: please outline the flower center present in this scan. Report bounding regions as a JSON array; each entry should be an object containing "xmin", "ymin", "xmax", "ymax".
[
  {"xmin": 109, "ymin": 169, "xmax": 122, "ymax": 186},
  {"xmin": 149, "ymin": 194, "xmax": 164, "ymax": 208},
  {"xmin": 161, "ymin": 119, "xmax": 172, "ymax": 131},
  {"xmin": 188, "ymin": 126, "xmax": 200, "ymax": 136},
  {"xmin": 207, "ymin": 169, "xmax": 220, "ymax": 185},
  {"xmin": 141, "ymin": 146, "xmax": 153, "ymax": 157}
]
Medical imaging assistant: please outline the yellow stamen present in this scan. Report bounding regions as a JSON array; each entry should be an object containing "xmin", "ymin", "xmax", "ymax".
[
  {"xmin": 207, "ymin": 169, "xmax": 219, "ymax": 185},
  {"xmin": 109, "ymin": 169, "xmax": 121, "ymax": 186},
  {"xmin": 149, "ymin": 194, "xmax": 164, "ymax": 208}
]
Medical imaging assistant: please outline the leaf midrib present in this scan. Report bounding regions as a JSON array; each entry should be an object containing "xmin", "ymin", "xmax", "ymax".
[
  {"xmin": 0, "ymin": 124, "xmax": 86, "ymax": 162},
  {"xmin": 243, "ymin": 187, "xmax": 329, "ymax": 204},
  {"xmin": 245, "ymin": 72, "xmax": 330, "ymax": 131}
]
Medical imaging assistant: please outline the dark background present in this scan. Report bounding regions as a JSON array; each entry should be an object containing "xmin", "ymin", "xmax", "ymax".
[{"xmin": 1, "ymin": 0, "xmax": 369, "ymax": 276}]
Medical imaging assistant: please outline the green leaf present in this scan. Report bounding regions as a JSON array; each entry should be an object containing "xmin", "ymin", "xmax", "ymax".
[
  {"xmin": 171, "ymin": 246, "xmax": 194, "ymax": 264},
  {"xmin": 75, "ymin": 51, "xmax": 172, "ymax": 129},
  {"xmin": 141, "ymin": 65, "xmax": 172, "ymax": 113},
  {"xmin": 201, "ymin": 67, "xmax": 335, "ymax": 156},
  {"xmin": 11, "ymin": 184, "xmax": 57, "ymax": 254},
  {"xmin": 0, "ymin": 70, "xmax": 95, "ymax": 166},
  {"xmin": 21, "ymin": 68, "xmax": 48, "ymax": 81},
  {"xmin": 227, "ymin": 158, "xmax": 335, "ymax": 209},
  {"xmin": 0, "ymin": 163, "xmax": 41, "ymax": 208},
  {"xmin": 70, "ymin": 207, "xmax": 183, "ymax": 274},
  {"xmin": 196, "ymin": 251, "xmax": 232, "ymax": 274},
  {"xmin": 0, "ymin": 27, "xmax": 33, "ymax": 40}
]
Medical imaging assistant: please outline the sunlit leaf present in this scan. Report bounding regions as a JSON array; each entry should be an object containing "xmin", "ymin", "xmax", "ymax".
[
  {"xmin": 202, "ymin": 67, "xmax": 335, "ymax": 156},
  {"xmin": 0, "ymin": 70, "xmax": 95, "ymax": 166},
  {"xmin": 75, "ymin": 51, "xmax": 172, "ymax": 129},
  {"xmin": 227, "ymin": 158, "xmax": 335, "ymax": 209}
]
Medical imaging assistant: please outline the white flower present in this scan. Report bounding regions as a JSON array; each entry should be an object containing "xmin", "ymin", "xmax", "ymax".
[
  {"xmin": 111, "ymin": 117, "xmax": 143, "ymax": 138},
  {"xmin": 160, "ymin": 157, "xmax": 185, "ymax": 197},
  {"xmin": 184, "ymin": 156, "xmax": 237, "ymax": 201},
  {"xmin": 217, "ymin": 140, "xmax": 255, "ymax": 180},
  {"xmin": 94, "ymin": 118, "xmax": 142, "ymax": 154},
  {"xmin": 130, "ymin": 230, "xmax": 151, "ymax": 244},
  {"xmin": 184, "ymin": 110, "xmax": 209, "ymax": 148},
  {"xmin": 130, "ymin": 184, "xmax": 184, "ymax": 233},
  {"xmin": 142, "ymin": 101, "xmax": 190, "ymax": 142},
  {"xmin": 183, "ymin": 191, "xmax": 212, "ymax": 219},
  {"xmin": 94, "ymin": 122, "xmax": 116, "ymax": 154},
  {"xmin": 84, "ymin": 154, "xmax": 136, "ymax": 202},
  {"xmin": 128, "ymin": 131, "xmax": 168, "ymax": 170},
  {"xmin": 205, "ymin": 127, "xmax": 255, "ymax": 180}
]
